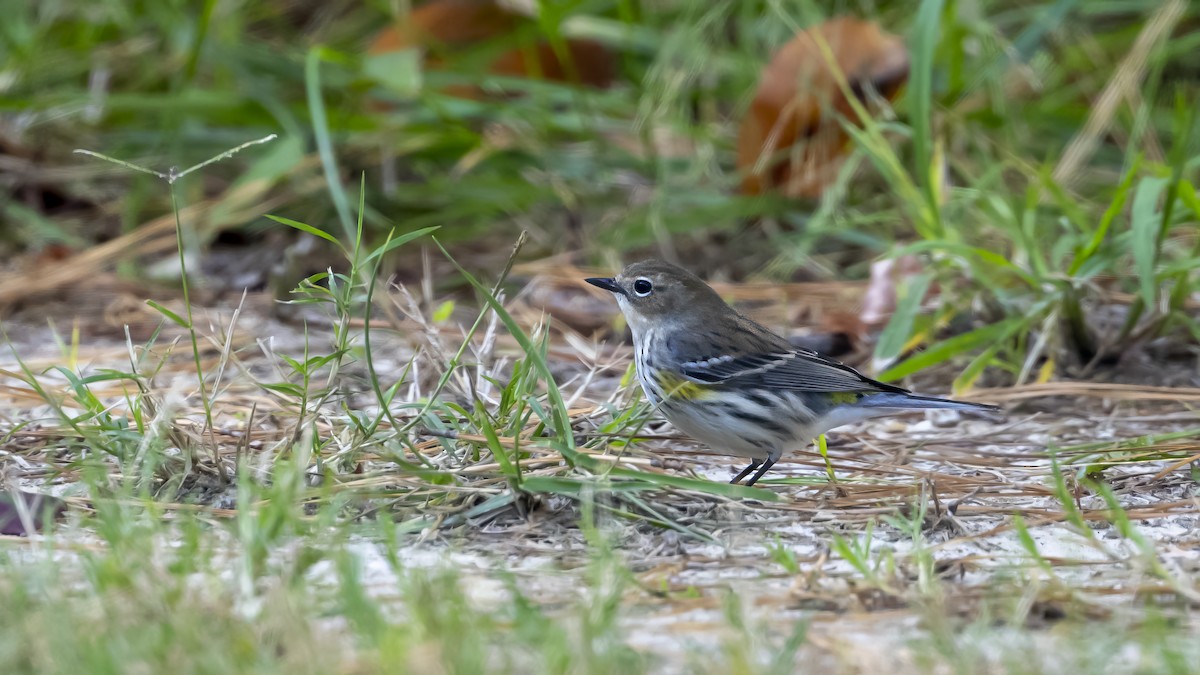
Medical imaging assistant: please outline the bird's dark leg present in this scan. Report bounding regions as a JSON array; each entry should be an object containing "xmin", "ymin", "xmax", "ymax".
[
  {"xmin": 743, "ymin": 449, "xmax": 781, "ymax": 487},
  {"xmin": 730, "ymin": 460, "xmax": 761, "ymax": 484}
]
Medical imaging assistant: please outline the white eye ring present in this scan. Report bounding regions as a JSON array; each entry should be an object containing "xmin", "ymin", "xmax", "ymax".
[{"xmin": 632, "ymin": 277, "xmax": 653, "ymax": 297}]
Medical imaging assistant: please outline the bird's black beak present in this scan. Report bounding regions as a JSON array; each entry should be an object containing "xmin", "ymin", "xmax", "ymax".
[{"xmin": 585, "ymin": 277, "xmax": 627, "ymax": 297}]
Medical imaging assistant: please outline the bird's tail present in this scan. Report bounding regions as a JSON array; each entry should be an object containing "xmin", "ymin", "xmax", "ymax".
[{"xmin": 858, "ymin": 392, "xmax": 1002, "ymax": 418}]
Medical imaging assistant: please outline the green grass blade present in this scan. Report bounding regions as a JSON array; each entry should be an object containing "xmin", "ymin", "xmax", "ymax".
[
  {"xmin": 435, "ymin": 239, "xmax": 580, "ymax": 461},
  {"xmin": 265, "ymin": 215, "xmax": 346, "ymax": 251},
  {"xmin": 878, "ymin": 316, "xmax": 1026, "ymax": 382},
  {"xmin": 1068, "ymin": 157, "xmax": 1141, "ymax": 276},
  {"xmin": 363, "ymin": 226, "xmax": 441, "ymax": 262},
  {"xmin": 874, "ymin": 272, "xmax": 934, "ymax": 365},
  {"xmin": 144, "ymin": 300, "xmax": 190, "ymax": 329},
  {"xmin": 305, "ymin": 46, "xmax": 355, "ymax": 242},
  {"xmin": 909, "ymin": 0, "xmax": 945, "ymax": 221},
  {"xmin": 1131, "ymin": 175, "xmax": 1168, "ymax": 308}
]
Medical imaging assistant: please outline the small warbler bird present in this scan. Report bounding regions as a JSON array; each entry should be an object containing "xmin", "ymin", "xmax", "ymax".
[{"xmin": 587, "ymin": 260, "xmax": 1000, "ymax": 486}]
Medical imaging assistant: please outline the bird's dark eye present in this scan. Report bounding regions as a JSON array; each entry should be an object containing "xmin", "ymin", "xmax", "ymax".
[{"xmin": 632, "ymin": 278, "xmax": 653, "ymax": 297}]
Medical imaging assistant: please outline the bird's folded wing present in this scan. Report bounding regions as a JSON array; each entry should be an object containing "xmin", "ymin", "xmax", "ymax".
[{"xmin": 679, "ymin": 350, "xmax": 910, "ymax": 394}]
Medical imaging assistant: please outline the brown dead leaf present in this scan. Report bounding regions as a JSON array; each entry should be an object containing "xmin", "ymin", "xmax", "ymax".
[
  {"xmin": 368, "ymin": 0, "xmax": 615, "ymax": 99},
  {"xmin": 0, "ymin": 490, "xmax": 66, "ymax": 536},
  {"xmin": 737, "ymin": 17, "xmax": 909, "ymax": 199}
]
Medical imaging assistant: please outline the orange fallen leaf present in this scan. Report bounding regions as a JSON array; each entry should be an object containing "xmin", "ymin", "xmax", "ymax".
[
  {"xmin": 368, "ymin": 0, "xmax": 615, "ymax": 99},
  {"xmin": 737, "ymin": 17, "xmax": 909, "ymax": 199}
]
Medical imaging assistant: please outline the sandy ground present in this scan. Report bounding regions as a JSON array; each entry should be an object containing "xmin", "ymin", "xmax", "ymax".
[{"xmin": 2, "ymin": 285, "xmax": 1198, "ymax": 670}]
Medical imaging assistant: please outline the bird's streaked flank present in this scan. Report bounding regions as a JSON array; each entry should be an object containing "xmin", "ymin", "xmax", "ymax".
[{"xmin": 587, "ymin": 260, "xmax": 1001, "ymax": 486}]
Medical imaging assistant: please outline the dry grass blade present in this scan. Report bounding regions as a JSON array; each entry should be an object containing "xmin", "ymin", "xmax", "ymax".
[{"xmin": 1053, "ymin": 0, "xmax": 1186, "ymax": 186}]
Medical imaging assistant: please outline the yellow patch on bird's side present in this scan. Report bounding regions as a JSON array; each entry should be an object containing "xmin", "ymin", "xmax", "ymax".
[
  {"xmin": 655, "ymin": 371, "xmax": 716, "ymax": 401},
  {"xmin": 828, "ymin": 391, "xmax": 860, "ymax": 405}
]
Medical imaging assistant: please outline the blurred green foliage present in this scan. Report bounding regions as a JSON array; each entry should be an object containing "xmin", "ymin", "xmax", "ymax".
[{"xmin": 3, "ymin": 0, "xmax": 1200, "ymax": 380}]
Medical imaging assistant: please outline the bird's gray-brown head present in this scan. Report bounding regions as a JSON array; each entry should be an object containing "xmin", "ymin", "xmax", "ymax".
[{"xmin": 586, "ymin": 259, "xmax": 729, "ymax": 332}]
